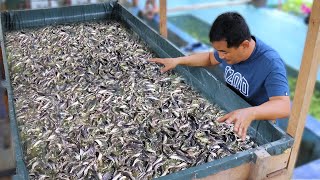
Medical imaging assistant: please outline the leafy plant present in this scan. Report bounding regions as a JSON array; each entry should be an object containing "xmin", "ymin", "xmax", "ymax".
[{"xmin": 282, "ymin": 0, "xmax": 312, "ymax": 15}]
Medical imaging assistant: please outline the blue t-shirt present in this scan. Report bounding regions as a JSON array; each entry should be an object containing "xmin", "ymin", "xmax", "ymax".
[{"xmin": 214, "ymin": 36, "xmax": 289, "ymax": 106}]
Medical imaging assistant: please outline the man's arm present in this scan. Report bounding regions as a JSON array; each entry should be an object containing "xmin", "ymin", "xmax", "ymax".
[
  {"xmin": 149, "ymin": 52, "xmax": 219, "ymax": 73},
  {"xmin": 218, "ymin": 96, "xmax": 290, "ymax": 140},
  {"xmin": 251, "ymin": 96, "xmax": 290, "ymax": 120}
]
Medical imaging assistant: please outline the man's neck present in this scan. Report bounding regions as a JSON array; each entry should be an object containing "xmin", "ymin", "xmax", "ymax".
[{"xmin": 245, "ymin": 38, "xmax": 256, "ymax": 60}]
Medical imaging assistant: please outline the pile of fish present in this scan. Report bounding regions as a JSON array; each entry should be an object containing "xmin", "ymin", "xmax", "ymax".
[{"xmin": 6, "ymin": 21, "xmax": 258, "ymax": 179}]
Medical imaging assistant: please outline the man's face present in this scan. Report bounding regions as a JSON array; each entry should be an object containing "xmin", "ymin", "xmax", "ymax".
[{"xmin": 212, "ymin": 40, "xmax": 245, "ymax": 64}]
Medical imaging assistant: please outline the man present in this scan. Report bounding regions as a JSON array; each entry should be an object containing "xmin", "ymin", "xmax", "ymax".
[
  {"xmin": 149, "ymin": 12, "xmax": 290, "ymax": 140},
  {"xmin": 142, "ymin": 0, "xmax": 158, "ymax": 20},
  {"xmin": 136, "ymin": 0, "xmax": 158, "ymax": 20},
  {"xmin": 119, "ymin": 0, "xmax": 158, "ymax": 20}
]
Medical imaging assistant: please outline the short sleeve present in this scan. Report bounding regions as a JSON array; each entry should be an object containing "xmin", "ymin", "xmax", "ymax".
[
  {"xmin": 264, "ymin": 59, "xmax": 290, "ymax": 98},
  {"xmin": 214, "ymin": 51, "xmax": 223, "ymax": 63}
]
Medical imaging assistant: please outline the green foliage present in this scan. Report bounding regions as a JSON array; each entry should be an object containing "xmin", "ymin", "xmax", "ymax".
[
  {"xmin": 282, "ymin": 0, "xmax": 312, "ymax": 15},
  {"xmin": 288, "ymin": 77, "xmax": 320, "ymax": 120}
]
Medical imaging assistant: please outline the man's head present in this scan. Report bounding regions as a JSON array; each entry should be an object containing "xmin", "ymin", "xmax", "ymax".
[{"xmin": 209, "ymin": 12, "xmax": 253, "ymax": 64}]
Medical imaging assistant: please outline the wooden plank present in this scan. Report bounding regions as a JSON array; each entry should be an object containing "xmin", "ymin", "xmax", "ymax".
[
  {"xmin": 286, "ymin": 0, "xmax": 320, "ymax": 178},
  {"xmin": 265, "ymin": 148, "xmax": 291, "ymax": 175},
  {"xmin": 195, "ymin": 163, "xmax": 251, "ymax": 180},
  {"xmin": 168, "ymin": 0, "xmax": 251, "ymax": 12},
  {"xmin": 194, "ymin": 148, "xmax": 291, "ymax": 180},
  {"xmin": 249, "ymin": 147, "xmax": 270, "ymax": 180},
  {"xmin": 0, "ymin": 4, "xmax": 6, "ymax": 11},
  {"xmin": 0, "ymin": 177, "xmax": 12, "ymax": 180},
  {"xmin": 0, "ymin": 148, "xmax": 15, "ymax": 175},
  {"xmin": 267, "ymin": 169, "xmax": 289, "ymax": 180},
  {"xmin": 159, "ymin": 0, "xmax": 167, "ymax": 38},
  {"xmin": 249, "ymin": 148, "xmax": 290, "ymax": 179}
]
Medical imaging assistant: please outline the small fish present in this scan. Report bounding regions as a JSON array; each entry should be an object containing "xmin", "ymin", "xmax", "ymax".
[{"xmin": 7, "ymin": 21, "xmax": 258, "ymax": 180}]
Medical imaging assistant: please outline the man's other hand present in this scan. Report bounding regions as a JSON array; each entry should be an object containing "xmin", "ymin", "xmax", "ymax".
[{"xmin": 148, "ymin": 58, "xmax": 179, "ymax": 73}]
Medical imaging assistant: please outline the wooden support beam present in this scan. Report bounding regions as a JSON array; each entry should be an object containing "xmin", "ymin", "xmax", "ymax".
[
  {"xmin": 196, "ymin": 163, "xmax": 251, "ymax": 180},
  {"xmin": 0, "ymin": 177, "xmax": 12, "ymax": 180},
  {"xmin": 266, "ymin": 169, "xmax": 289, "ymax": 180},
  {"xmin": 286, "ymin": 0, "xmax": 320, "ymax": 178},
  {"xmin": 159, "ymin": 0, "xmax": 167, "ymax": 38},
  {"xmin": 249, "ymin": 148, "xmax": 291, "ymax": 180},
  {"xmin": 249, "ymin": 148, "xmax": 270, "ymax": 180},
  {"xmin": 0, "ymin": 148, "xmax": 15, "ymax": 176},
  {"xmin": 266, "ymin": 148, "xmax": 291, "ymax": 176},
  {"xmin": 196, "ymin": 148, "xmax": 291, "ymax": 180}
]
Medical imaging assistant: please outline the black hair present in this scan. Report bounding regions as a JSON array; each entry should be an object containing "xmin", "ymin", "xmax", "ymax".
[{"xmin": 209, "ymin": 12, "xmax": 251, "ymax": 48}]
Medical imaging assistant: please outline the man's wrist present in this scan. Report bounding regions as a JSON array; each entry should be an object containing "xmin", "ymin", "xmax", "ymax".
[
  {"xmin": 175, "ymin": 57, "xmax": 183, "ymax": 66},
  {"xmin": 248, "ymin": 106, "xmax": 258, "ymax": 120}
]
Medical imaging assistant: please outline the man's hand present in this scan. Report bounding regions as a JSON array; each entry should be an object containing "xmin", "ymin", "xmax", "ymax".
[
  {"xmin": 217, "ymin": 96, "xmax": 290, "ymax": 141},
  {"xmin": 217, "ymin": 107, "xmax": 255, "ymax": 141},
  {"xmin": 149, "ymin": 58, "xmax": 179, "ymax": 73}
]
